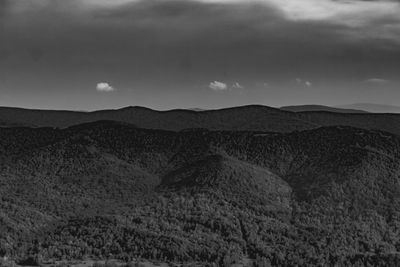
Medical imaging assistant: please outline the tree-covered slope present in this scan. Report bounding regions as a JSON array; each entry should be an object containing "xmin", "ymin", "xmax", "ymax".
[{"xmin": 1, "ymin": 122, "xmax": 400, "ymax": 266}]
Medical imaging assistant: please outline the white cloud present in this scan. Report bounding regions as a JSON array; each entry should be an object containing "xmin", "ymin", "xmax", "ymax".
[
  {"xmin": 363, "ymin": 78, "xmax": 389, "ymax": 84},
  {"xmin": 265, "ymin": 0, "xmax": 398, "ymax": 24},
  {"xmin": 200, "ymin": 0, "xmax": 400, "ymax": 23},
  {"xmin": 96, "ymin": 82, "xmax": 115, "ymax": 92},
  {"xmin": 296, "ymin": 78, "xmax": 312, "ymax": 87},
  {"xmin": 82, "ymin": 0, "xmax": 138, "ymax": 7},
  {"xmin": 232, "ymin": 82, "xmax": 244, "ymax": 89},
  {"xmin": 209, "ymin": 81, "xmax": 228, "ymax": 91},
  {"xmin": 256, "ymin": 82, "xmax": 270, "ymax": 88}
]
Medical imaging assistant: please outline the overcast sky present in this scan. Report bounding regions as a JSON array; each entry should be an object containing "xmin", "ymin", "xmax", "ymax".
[{"xmin": 1, "ymin": 0, "xmax": 400, "ymax": 110}]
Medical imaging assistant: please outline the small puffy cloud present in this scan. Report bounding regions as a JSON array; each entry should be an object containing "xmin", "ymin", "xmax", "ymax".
[
  {"xmin": 96, "ymin": 82, "xmax": 115, "ymax": 92},
  {"xmin": 232, "ymin": 82, "xmax": 244, "ymax": 89},
  {"xmin": 296, "ymin": 78, "xmax": 312, "ymax": 87},
  {"xmin": 209, "ymin": 81, "xmax": 228, "ymax": 91},
  {"xmin": 363, "ymin": 78, "xmax": 389, "ymax": 84}
]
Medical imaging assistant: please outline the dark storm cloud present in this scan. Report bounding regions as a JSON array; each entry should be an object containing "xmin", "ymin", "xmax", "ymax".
[
  {"xmin": 3, "ymin": 0, "xmax": 400, "ymax": 61},
  {"xmin": 0, "ymin": 0, "xmax": 10, "ymax": 29},
  {"xmin": 1, "ymin": 0, "xmax": 400, "ymax": 109},
  {"xmin": 0, "ymin": 0, "xmax": 7, "ymax": 16}
]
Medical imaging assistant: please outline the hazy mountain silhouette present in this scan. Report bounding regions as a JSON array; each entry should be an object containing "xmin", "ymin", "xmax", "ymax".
[
  {"xmin": 281, "ymin": 104, "xmax": 367, "ymax": 113},
  {"xmin": 336, "ymin": 103, "xmax": 400, "ymax": 113},
  {"xmin": 0, "ymin": 105, "xmax": 316, "ymax": 132},
  {"xmin": 187, "ymin": 108, "xmax": 207, "ymax": 112},
  {"xmin": 1, "ymin": 121, "xmax": 400, "ymax": 265},
  {"xmin": 4, "ymin": 105, "xmax": 400, "ymax": 137}
]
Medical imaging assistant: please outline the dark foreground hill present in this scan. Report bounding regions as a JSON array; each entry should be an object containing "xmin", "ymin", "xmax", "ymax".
[
  {"xmin": 4, "ymin": 105, "xmax": 400, "ymax": 136},
  {"xmin": 1, "ymin": 121, "xmax": 400, "ymax": 266}
]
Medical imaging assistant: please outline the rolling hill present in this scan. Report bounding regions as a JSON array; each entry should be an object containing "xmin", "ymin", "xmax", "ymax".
[{"xmin": 1, "ymin": 121, "xmax": 400, "ymax": 266}]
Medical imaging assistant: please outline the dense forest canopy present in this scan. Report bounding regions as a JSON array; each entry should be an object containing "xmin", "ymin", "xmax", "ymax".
[{"xmin": 1, "ymin": 121, "xmax": 400, "ymax": 266}]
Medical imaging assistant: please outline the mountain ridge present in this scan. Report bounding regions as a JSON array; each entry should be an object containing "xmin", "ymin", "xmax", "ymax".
[{"xmin": 4, "ymin": 105, "xmax": 400, "ymax": 138}]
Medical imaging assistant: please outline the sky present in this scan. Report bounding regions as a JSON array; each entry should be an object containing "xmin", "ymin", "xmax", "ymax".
[{"xmin": 1, "ymin": 0, "xmax": 400, "ymax": 110}]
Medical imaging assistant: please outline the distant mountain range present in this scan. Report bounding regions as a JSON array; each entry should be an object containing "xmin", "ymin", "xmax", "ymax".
[
  {"xmin": 281, "ymin": 103, "xmax": 400, "ymax": 114},
  {"xmin": 280, "ymin": 104, "xmax": 367, "ymax": 113},
  {"xmin": 4, "ymin": 104, "xmax": 400, "ymax": 135},
  {"xmin": 187, "ymin": 108, "xmax": 207, "ymax": 112},
  {"xmin": 336, "ymin": 103, "xmax": 400, "ymax": 113}
]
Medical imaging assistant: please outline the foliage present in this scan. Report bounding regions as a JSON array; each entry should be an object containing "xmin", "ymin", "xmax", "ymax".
[{"xmin": 1, "ymin": 122, "xmax": 400, "ymax": 266}]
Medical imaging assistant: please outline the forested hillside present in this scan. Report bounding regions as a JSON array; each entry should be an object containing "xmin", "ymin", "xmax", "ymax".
[{"xmin": 1, "ymin": 121, "xmax": 400, "ymax": 266}]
